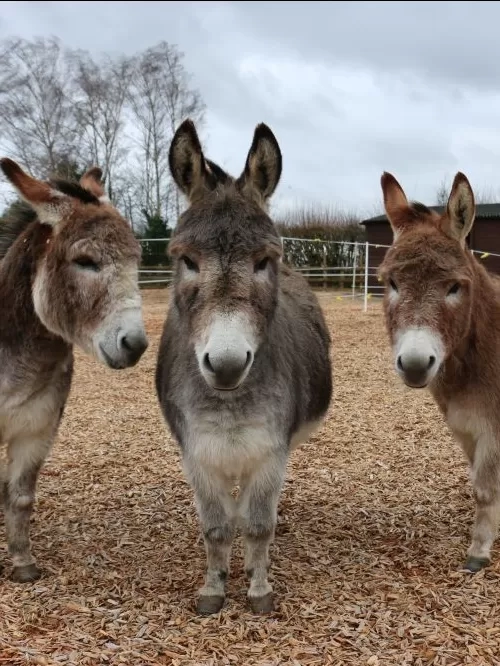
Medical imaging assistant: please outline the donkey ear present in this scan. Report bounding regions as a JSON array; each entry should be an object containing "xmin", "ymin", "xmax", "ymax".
[
  {"xmin": 237, "ymin": 123, "xmax": 282, "ymax": 209},
  {"xmin": 381, "ymin": 172, "xmax": 409, "ymax": 236},
  {"xmin": 169, "ymin": 119, "xmax": 213, "ymax": 201},
  {"xmin": 0, "ymin": 158, "xmax": 69, "ymax": 227},
  {"xmin": 80, "ymin": 166, "xmax": 108, "ymax": 202},
  {"xmin": 445, "ymin": 172, "xmax": 475, "ymax": 243}
]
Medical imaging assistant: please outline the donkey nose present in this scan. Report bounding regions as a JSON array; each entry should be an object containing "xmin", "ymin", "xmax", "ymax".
[
  {"xmin": 397, "ymin": 353, "xmax": 435, "ymax": 387},
  {"xmin": 118, "ymin": 329, "xmax": 149, "ymax": 366},
  {"xmin": 203, "ymin": 350, "xmax": 253, "ymax": 389}
]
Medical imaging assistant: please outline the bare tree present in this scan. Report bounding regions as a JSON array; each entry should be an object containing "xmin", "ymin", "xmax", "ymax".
[
  {"xmin": 435, "ymin": 177, "xmax": 449, "ymax": 207},
  {"xmin": 111, "ymin": 171, "xmax": 143, "ymax": 233},
  {"xmin": 0, "ymin": 37, "xmax": 79, "ymax": 177},
  {"xmin": 72, "ymin": 50, "xmax": 133, "ymax": 200},
  {"xmin": 0, "ymin": 38, "xmax": 20, "ymax": 95},
  {"xmin": 128, "ymin": 41, "xmax": 206, "ymax": 225},
  {"xmin": 475, "ymin": 186, "xmax": 500, "ymax": 205},
  {"xmin": 0, "ymin": 36, "xmax": 207, "ymax": 233},
  {"xmin": 436, "ymin": 176, "xmax": 500, "ymax": 206}
]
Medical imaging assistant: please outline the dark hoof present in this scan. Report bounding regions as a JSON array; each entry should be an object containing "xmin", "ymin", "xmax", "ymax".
[
  {"xmin": 10, "ymin": 563, "xmax": 42, "ymax": 583},
  {"xmin": 248, "ymin": 592, "xmax": 274, "ymax": 614},
  {"xmin": 463, "ymin": 556, "xmax": 490, "ymax": 573},
  {"xmin": 196, "ymin": 595, "xmax": 225, "ymax": 615}
]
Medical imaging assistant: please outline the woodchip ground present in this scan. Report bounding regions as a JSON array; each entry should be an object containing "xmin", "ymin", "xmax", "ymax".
[{"xmin": 1, "ymin": 290, "xmax": 499, "ymax": 666}]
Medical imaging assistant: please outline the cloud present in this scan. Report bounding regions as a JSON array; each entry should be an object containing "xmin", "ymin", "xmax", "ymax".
[{"xmin": 2, "ymin": 1, "xmax": 500, "ymax": 217}]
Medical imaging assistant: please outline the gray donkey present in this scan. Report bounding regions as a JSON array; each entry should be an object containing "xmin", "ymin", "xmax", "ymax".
[{"xmin": 155, "ymin": 119, "xmax": 333, "ymax": 615}]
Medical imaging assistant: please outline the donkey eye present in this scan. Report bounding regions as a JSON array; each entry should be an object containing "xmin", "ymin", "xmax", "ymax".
[
  {"xmin": 448, "ymin": 283, "xmax": 461, "ymax": 296},
  {"xmin": 73, "ymin": 256, "xmax": 100, "ymax": 272},
  {"xmin": 389, "ymin": 279, "xmax": 398, "ymax": 292},
  {"xmin": 181, "ymin": 255, "xmax": 199, "ymax": 272},
  {"xmin": 254, "ymin": 257, "xmax": 269, "ymax": 272}
]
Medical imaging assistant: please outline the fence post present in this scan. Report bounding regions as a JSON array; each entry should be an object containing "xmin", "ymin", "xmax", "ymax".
[
  {"xmin": 352, "ymin": 241, "xmax": 357, "ymax": 299},
  {"xmin": 322, "ymin": 243, "xmax": 328, "ymax": 290},
  {"xmin": 363, "ymin": 241, "xmax": 369, "ymax": 312}
]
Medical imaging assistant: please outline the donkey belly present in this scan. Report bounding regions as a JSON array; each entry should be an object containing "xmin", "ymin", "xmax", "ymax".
[{"xmin": 185, "ymin": 414, "xmax": 280, "ymax": 483}]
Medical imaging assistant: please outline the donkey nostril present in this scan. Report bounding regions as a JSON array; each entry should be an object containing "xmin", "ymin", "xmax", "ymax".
[
  {"xmin": 121, "ymin": 336, "xmax": 132, "ymax": 351},
  {"xmin": 428, "ymin": 355, "xmax": 436, "ymax": 369},
  {"xmin": 397, "ymin": 355, "xmax": 403, "ymax": 371},
  {"xmin": 244, "ymin": 351, "xmax": 252, "ymax": 369},
  {"xmin": 203, "ymin": 353, "xmax": 215, "ymax": 373}
]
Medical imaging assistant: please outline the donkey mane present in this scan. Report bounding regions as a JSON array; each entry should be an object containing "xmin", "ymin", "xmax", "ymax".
[
  {"xmin": 0, "ymin": 201, "xmax": 36, "ymax": 260},
  {"xmin": 49, "ymin": 178, "xmax": 101, "ymax": 205},
  {"xmin": 409, "ymin": 201, "xmax": 433, "ymax": 217},
  {"xmin": 0, "ymin": 175, "xmax": 102, "ymax": 261},
  {"xmin": 205, "ymin": 159, "xmax": 232, "ymax": 186}
]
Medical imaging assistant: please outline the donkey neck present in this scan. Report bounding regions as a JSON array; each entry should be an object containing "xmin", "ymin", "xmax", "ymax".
[
  {"xmin": 0, "ymin": 220, "xmax": 70, "ymax": 357},
  {"xmin": 436, "ymin": 259, "xmax": 500, "ymax": 400},
  {"xmin": 465, "ymin": 259, "xmax": 500, "ymax": 350}
]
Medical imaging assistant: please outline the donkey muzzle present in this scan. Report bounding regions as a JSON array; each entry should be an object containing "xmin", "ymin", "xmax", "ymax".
[
  {"xmin": 96, "ymin": 308, "xmax": 149, "ymax": 370},
  {"xmin": 197, "ymin": 311, "xmax": 257, "ymax": 391},
  {"xmin": 397, "ymin": 352, "xmax": 435, "ymax": 388},
  {"xmin": 395, "ymin": 327, "xmax": 443, "ymax": 388},
  {"xmin": 203, "ymin": 349, "xmax": 253, "ymax": 390},
  {"xmin": 117, "ymin": 328, "xmax": 149, "ymax": 366}
]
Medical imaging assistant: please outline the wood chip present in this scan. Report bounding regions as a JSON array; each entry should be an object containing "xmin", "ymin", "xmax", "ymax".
[{"xmin": 1, "ymin": 291, "xmax": 499, "ymax": 665}]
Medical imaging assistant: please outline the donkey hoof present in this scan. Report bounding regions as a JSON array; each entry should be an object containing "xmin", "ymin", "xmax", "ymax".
[
  {"xmin": 196, "ymin": 595, "xmax": 225, "ymax": 615},
  {"xmin": 463, "ymin": 556, "xmax": 490, "ymax": 573},
  {"xmin": 248, "ymin": 592, "xmax": 274, "ymax": 614},
  {"xmin": 11, "ymin": 563, "xmax": 42, "ymax": 583}
]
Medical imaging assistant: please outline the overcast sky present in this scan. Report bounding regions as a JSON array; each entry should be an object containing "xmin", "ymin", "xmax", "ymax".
[{"xmin": 1, "ymin": 0, "xmax": 500, "ymax": 219}]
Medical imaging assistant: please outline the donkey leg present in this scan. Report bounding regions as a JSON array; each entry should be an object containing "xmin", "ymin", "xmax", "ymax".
[
  {"xmin": 464, "ymin": 442, "xmax": 500, "ymax": 573},
  {"xmin": 239, "ymin": 454, "xmax": 286, "ymax": 614},
  {"xmin": 4, "ymin": 432, "xmax": 53, "ymax": 582},
  {"xmin": 185, "ymin": 462, "xmax": 236, "ymax": 615}
]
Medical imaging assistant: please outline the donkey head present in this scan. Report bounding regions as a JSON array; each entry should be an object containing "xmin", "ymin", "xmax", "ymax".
[
  {"xmin": 378, "ymin": 171, "xmax": 476, "ymax": 389},
  {"xmin": 167, "ymin": 119, "xmax": 283, "ymax": 392},
  {"xmin": 0, "ymin": 158, "xmax": 148, "ymax": 369}
]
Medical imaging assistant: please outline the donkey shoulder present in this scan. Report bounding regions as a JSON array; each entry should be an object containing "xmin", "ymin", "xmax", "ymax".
[
  {"xmin": 278, "ymin": 264, "xmax": 332, "ymax": 345},
  {"xmin": 274, "ymin": 264, "xmax": 333, "ymax": 426}
]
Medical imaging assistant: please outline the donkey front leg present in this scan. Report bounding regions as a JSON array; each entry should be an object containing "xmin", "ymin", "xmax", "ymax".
[
  {"xmin": 239, "ymin": 453, "xmax": 286, "ymax": 614},
  {"xmin": 4, "ymin": 431, "xmax": 53, "ymax": 582},
  {"xmin": 463, "ymin": 439, "xmax": 500, "ymax": 573},
  {"xmin": 185, "ymin": 461, "xmax": 236, "ymax": 615}
]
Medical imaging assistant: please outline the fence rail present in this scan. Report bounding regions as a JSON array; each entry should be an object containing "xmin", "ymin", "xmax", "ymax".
[{"xmin": 137, "ymin": 238, "xmax": 500, "ymax": 311}]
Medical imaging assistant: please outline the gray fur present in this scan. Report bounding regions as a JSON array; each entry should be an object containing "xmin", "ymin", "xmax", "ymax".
[{"xmin": 155, "ymin": 120, "xmax": 333, "ymax": 614}]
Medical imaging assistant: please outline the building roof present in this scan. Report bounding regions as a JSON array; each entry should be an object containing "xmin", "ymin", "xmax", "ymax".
[{"xmin": 361, "ymin": 203, "xmax": 500, "ymax": 225}]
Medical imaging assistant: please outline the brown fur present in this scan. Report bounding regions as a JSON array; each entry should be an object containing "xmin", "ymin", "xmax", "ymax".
[
  {"xmin": 379, "ymin": 170, "xmax": 500, "ymax": 572},
  {"xmin": 0, "ymin": 160, "xmax": 148, "ymax": 581}
]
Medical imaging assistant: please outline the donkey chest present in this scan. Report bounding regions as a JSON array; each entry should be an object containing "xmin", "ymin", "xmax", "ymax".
[
  {"xmin": 446, "ymin": 401, "xmax": 492, "ymax": 461},
  {"xmin": 185, "ymin": 413, "xmax": 278, "ymax": 479}
]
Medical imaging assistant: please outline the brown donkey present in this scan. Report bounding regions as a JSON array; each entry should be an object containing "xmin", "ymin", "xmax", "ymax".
[
  {"xmin": 378, "ymin": 170, "xmax": 500, "ymax": 573},
  {"xmin": 0, "ymin": 159, "xmax": 148, "ymax": 582},
  {"xmin": 155, "ymin": 120, "xmax": 333, "ymax": 615}
]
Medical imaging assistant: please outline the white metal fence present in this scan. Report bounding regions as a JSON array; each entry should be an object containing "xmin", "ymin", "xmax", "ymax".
[{"xmin": 138, "ymin": 238, "xmax": 500, "ymax": 312}]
